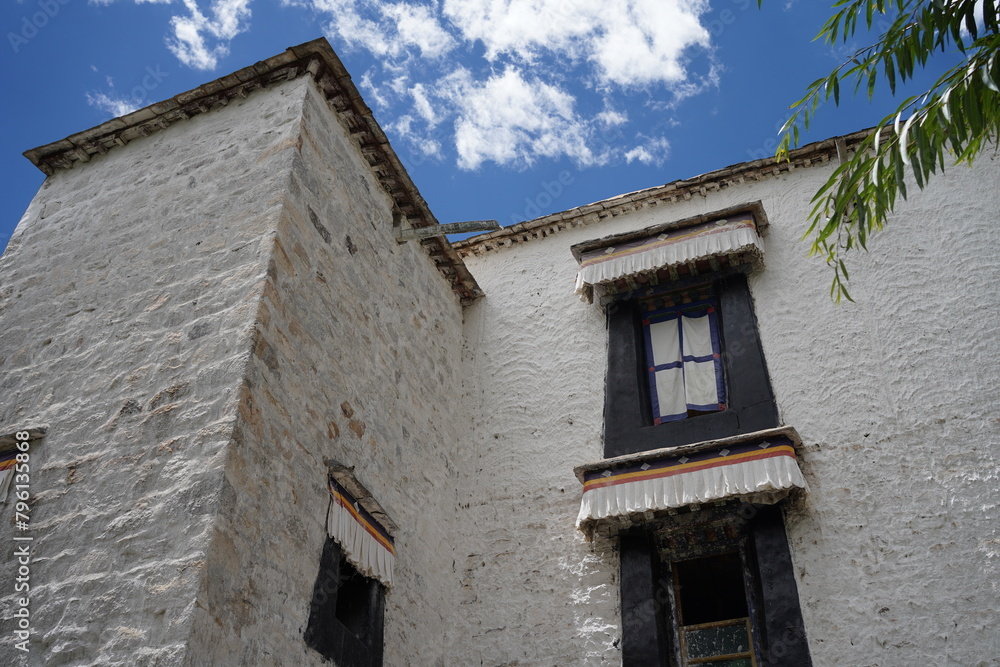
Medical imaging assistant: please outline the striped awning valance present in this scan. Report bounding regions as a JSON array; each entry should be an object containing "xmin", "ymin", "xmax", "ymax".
[
  {"xmin": 575, "ymin": 430, "xmax": 806, "ymax": 537},
  {"xmin": 327, "ymin": 477, "xmax": 395, "ymax": 587},
  {"xmin": 573, "ymin": 213, "xmax": 764, "ymax": 298}
]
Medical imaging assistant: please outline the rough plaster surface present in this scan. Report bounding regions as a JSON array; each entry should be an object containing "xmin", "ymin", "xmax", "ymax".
[
  {"xmin": 185, "ymin": 80, "xmax": 468, "ymax": 666},
  {"xmin": 1, "ymin": 74, "xmax": 470, "ymax": 667},
  {"xmin": 0, "ymin": 77, "xmax": 309, "ymax": 665},
  {"xmin": 458, "ymin": 154, "xmax": 1000, "ymax": 666}
]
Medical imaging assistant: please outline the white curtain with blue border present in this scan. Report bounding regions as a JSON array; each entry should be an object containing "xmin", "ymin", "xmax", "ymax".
[{"xmin": 643, "ymin": 300, "xmax": 725, "ymax": 423}]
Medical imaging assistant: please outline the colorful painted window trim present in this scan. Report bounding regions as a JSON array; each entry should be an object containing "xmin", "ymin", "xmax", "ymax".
[{"xmin": 641, "ymin": 291, "xmax": 726, "ymax": 424}]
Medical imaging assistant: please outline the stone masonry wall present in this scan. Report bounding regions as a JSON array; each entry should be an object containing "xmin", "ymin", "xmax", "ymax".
[
  {"xmin": 0, "ymin": 77, "xmax": 309, "ymax": 665},
  {"xmin": 457, "ymin": 154, "xmax": 1000, "ymax": 666},
  {"xmin": 184, "ymin": 79, "xmax": 469, "ymax": 665}
]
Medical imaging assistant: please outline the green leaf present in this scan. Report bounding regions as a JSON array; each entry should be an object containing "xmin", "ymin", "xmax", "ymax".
[
  {"xmin": 982, "ymin": 59, "xmax": 1000, "ymax": 93},
  {"xmin": 965, "ymin": 8, "xmax": 978, "ymax": 39},
  {"xmin": 885, "ymin": 54, "xmax": 896, "ymax": 94},
  {"xmin": 898, "ymin": 112, "xmax": 918, "ymax": 166}
]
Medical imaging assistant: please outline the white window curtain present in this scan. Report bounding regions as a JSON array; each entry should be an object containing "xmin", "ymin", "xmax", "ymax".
[{"xmin": 643, "ymin": 304, "xmax": 725, "ymax": 423}]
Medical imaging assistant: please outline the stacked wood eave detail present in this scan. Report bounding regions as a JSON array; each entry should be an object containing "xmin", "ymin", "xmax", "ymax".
[{"xmin": 22, "ymin": 39, "xmax": 483, "ymax": 305}]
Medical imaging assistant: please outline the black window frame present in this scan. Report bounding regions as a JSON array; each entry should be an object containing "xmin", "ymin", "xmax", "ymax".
[
  {"xmin": 305, "ymin": 537, "xmax": 386, "ymax": 667},
  {"xmin": 620, "ymin": 505, "xmax": 812, "ymax": 667},
  {"xmin": 604, "ymin": 268, "xmax": 778, "ymax": 458}
]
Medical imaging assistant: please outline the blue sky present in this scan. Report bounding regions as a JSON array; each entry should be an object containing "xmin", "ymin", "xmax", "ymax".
[{"xmin": 0, "ymin": 0, "xmax": 963, "ymax": 253}]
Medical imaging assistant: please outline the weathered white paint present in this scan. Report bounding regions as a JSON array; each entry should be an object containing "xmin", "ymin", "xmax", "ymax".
[
  {"xmin": 0, "ymin": 74, "xmax": 468, "ymax": 666},
  {"xmin": 457, "ymin": 153, "xmax": 1000, "ymax": 665},
  {"xmin": 0, "ymin": 77, "xmax": 309, "ymax": 666}
]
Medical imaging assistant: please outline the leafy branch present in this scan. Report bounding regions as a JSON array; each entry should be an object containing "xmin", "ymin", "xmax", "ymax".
[{"xmin": 765, "ymin": 0, "xmax": 1000, "ymax": 301}]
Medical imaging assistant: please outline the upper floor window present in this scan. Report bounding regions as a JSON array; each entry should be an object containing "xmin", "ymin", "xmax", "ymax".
[
  {"xmin": 570, "ymin": 205, "xmax": 777, "ymax": 457},
  {"xmin": 604, "ymin": 271, "xmax": 777, "ymax": 457},
  {"xmin": 640, "ymin": 285, "xmax": 726, "ymax": 425}
]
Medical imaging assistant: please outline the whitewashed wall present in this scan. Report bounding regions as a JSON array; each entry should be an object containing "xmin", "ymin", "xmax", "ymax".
[
  {"xmin": 183, "ymin": 79, "xmax": 470, "ymax": 666},
  {"xmin": 457, "ymin": 154, "xmax": 1000, "ymax": 666},
  {"xmin": 0, "ymin": 78, "xmax": 308, "ymax": 665},
  {"xmin": 0, "ymin": 74, "xmax": 469, "ymax": 666}
]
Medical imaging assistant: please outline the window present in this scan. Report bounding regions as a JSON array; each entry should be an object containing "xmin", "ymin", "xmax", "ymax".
[
  {"xmin": 672, "ymin": 553, "xmax": 756, "ymax": 666},
  {"xmin": 620, "ymin": 505, "xmax": 812, "ymax": 667},
  {"xmin": 639, "ymin": 285, "xmax": 726, "ymax": 424},
  {"xmin": 605, "ymin": 270, "xmax": 778, "ymax": 458},
  {"xmin": 305, "ymin": 537, "xmax": 385, "ymax": 667}
]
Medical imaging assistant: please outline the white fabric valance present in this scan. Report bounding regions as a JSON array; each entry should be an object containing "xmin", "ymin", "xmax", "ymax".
[
  {"xmin": 327, "ymin": 477, "xmax": 395, "ymax": 587},
  {"xmin": 576, "ymin": 436, "xmax": 806, "ymax": 536},
  {"xmin": 574, "ymin": 213, "xmax": 763, "ymax": 297}
]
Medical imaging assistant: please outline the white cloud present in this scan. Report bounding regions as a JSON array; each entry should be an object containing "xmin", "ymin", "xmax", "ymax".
[
  {"xmin": 359, "ymin": 70, "xmax": 389, "ymax": 109},
  {"xmin": 659, "ymin": 60, "xmax": 721, "ymax": 109},
  {"xmin": 624, "ymin": 136, "xmax": 670, "ymax": 165},
  {"xmin": 442, "ymin": 0, "xmax": 712, "ymax": 87},
  {"xmin": 590, "ymin": 1, "xmax": 711, "ymax": 87},
  {"xmin": 440, "ymin": 67, "xmax": 600, "ymax": 169},
  {"xmin": 596, "ymin": 109, "xmax": 628, "ymax": 127},
  {"xmin": 441, "ymin": 0, "xmax": 596, "ymax": 62},
  {"xmin": 309, "ymin": 0, "xmax": 455, "ymax": 60},
  {"xmin": 166, "ymin": 0, "xmax": 252, "ymax": 70},
  {"xmin": 382, "ymin": 2, "xmax": 456, "ymax": 58},
  {"xmin": 410, "ymin": 83, "xmax": 439, "ymax": 126},
  {"xmin": 86, "ymin": 91, "xmax": 140, "ymax": 117},
  {"xmin": 387, "ymin": 114, "xmax": 445, "ymax": 161},
  {"xmin": 115, "ymin": 0, "xmax": 721, "ymax": 170}
]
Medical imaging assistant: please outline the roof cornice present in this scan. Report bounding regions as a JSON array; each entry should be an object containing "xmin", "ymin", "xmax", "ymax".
[
  {"xmin": 452, "ymin": 129, "xmax": 873, "ymax": 258},
  {"xmin": 23, "ymin": 38, "xmax": 482, "ymax": 304}
]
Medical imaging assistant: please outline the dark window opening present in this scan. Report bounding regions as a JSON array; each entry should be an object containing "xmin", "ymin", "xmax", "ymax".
[
  {"xmin": 335, "ymin": 557, "xmax": 374, "ymax": 640},
  {"xmin": 305, "ymin": 538, "xmax": 385, "ymax": 667},
  {"xmin": 674, "ymin": 553, "xmax": 748, "ymax": 626},
  {"xmin": 674, "ymin": 553, "xmax": 755, "ymax": 667}
]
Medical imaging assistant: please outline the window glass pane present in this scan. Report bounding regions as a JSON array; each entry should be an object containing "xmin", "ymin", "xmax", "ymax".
[
  {"xmin": 698, "ymin": 659, "xmax": 753, "ymax": 667},
  {"xmin": 684, "ymin": 623, "xmax": 753, "ymax": 659}
]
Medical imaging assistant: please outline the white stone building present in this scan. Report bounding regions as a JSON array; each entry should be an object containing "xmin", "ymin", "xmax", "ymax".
[{"xmin": 1, "ymin": 38, "xmax": 998, "ymax": 666}]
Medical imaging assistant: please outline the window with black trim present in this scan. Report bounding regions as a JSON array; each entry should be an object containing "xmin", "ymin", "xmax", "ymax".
[
  {"xmin": 639, "ymin": 284, "xmax": 726, "ymax": 425},
  {"xmin": 620, "ymin": 505, "xmax": 812, "ymax": 667},
  {"xmin": 671, "ymin": 552, "xmax": 757, "ymax": 666},
  {"xmin": 305, "ymin": 537, "xmax": 385, "ymax": 667},
  {"xmin": 605, "ymin": 269, "xmax": 778, "ymax": 458}
]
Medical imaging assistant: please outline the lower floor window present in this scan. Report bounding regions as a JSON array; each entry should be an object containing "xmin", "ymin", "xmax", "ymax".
[
  {"xmin": 673, "ymin": 553, "xmax": 755, "ymax": 666},
  {"xmin": 620, "ymin": 504, "xmax": 811, "ymax": 667},
  {"xmin": 305, "ymin": 537, "xmax": 385, "ymax": 667}
]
